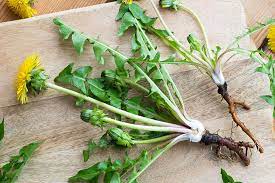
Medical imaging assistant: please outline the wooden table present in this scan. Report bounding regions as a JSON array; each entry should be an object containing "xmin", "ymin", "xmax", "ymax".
[
  {"xmin": 0, "ymin": 0, "xmax": 274, "ymax": 182},
  {"xmin": 0, "ymin": 0, "xmax": 274, "ymax": 47}
]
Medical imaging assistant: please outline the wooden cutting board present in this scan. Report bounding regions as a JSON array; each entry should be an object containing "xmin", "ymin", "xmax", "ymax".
[{"xmin": 0, "ymin": 0, "xmax": 274, "ymax": 182}]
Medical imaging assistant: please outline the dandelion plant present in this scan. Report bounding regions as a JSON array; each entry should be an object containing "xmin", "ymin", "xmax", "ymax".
[
  {"xmin": 13, "ymin": 2, "xmax": 265, "ymax": 181},
  {"xmin": 0, "ymin": 119, "xmax": 40, "ymax": 182},
  {"xmin": 133, "ymin": 0, "xmax": 275, "ymax": 153}
]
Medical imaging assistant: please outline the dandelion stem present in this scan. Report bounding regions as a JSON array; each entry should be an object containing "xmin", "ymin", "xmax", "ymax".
[
  {"xmin": 148, "ymin": 0, "xmax": 211, "ymax": 67},
  {"xmin": 104, "ymin": 117, "xmax": 191, "ymax": 133},
  {"xmin": 45, "ymin": 82, "xmax": 182, "ymax": 128},
  {"xmin": 132, "ymin": 134, "xmax": 178, "ymax": 144},
  {"xmin": 128, "ymin": 134, "xmax": 188, "ymax": 183},
  {"xmin": 178, "ymin": 3, "xmax": 212, "ymax": 58},
  {"xmin": 134, "ymin": 18, "xmax": 180, "ymax": 108}
]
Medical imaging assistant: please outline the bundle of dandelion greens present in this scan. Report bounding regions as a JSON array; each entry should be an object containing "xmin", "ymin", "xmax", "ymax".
[
  {"xmin": 138, "ymin": 0, "xmax": 275, "ymax": 153},
  {"xmin": 14, "ymin": 34, "xmax": 252, "ymax": 183}
]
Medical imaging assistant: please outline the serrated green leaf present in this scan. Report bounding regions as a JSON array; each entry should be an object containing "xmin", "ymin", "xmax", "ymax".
[
  {"xmin": 72, "ymin": 32, "xmax": 88, "ymax": 54},
  {"xmin": 0, "ymin": 142, "xmax": 40, "ymax": 183},
  {"xmin": 118, "ymin": 12, "xmax": 136, "ymax": 36},
  {"xmin": 122, "ymin": 154, "xmax": 135, "ymax": 169},
  {"xmin": 228, "ymin": 18, "xmax": 275, "ymax": 49},
  {"xmin": 82, "ymin": 133, "xmax": 111, "ymax": 163},
  {"xmin": 134, "ymin": 69, "xmax": 144, "ymax": 82},
  {"xmin": 147, "ymin": 26, "xmax": 180, "ymax": 50},
  {"xmin": 106, "ymin": 88, "xmax": 121, "ymax": 99},
  {"xmin": 72, "ymin": 76, "xmax": 87, "ymax": 95},
  {"xmin": 139, "ymin": 151, "xmax": 149, "ymax": 170},
  {"xmin": 0, "ymin": 118, "xmax": 4, "ymax": 142},
  {"xmin": 54, "ymin": 63, "xmax": 74, "ymax": 84},
  {"xmin": 152, "ymin": 69, "xmax": 162, "ymax": 81},
  {"xmin": 98, "ymin": 133, "xmax": 110, "ymax": 148},
  {"xmin": 93, "ymin": 42, "xmax": 108, "ymax": 64},
  {"xmin": 72, "ymin": 66, "xmax": 92, "ymax": 94},
  {"xmin": 212, "ymin": 46, "xmax": 221, "ymax": 61},
  {"xmin": 260, "ymin": 95, "xmax": 274, "ymax": 106},
  {"xmin": 116, "ymin": 3, "xmax": 129, "ymax": 20},
  {"xmin": 123, "ymin": 99, "xmax": 162, "ymax": 120},
  {"xmin": 113, "ymin": 54, "xmax": 127, "ymax": 71},
  {"xmin": 88, "ymin": 78, "xmax": 109, "ymax": 102},
  {"xmin": 53, "ymin": 18, "xmax": 74, "ymax": 39},
  {"xmin": 59, "ymin": 24, "xmax": 73, "ymax": 39},
  {"xmin": 69, "ymin": 162, "xmax": 103, "ymax": 182},
  {"xmin": 55, "ymin": 64, "xmax": 92, "ymax": 95},
  {"xmin": 74, "ymin": 66, "xmax": 93, "ymax": 79},
  {"xmin": 187, "ymin": 34, "xmax": 202, "ymax": 52},
  {"xmin": 129, "ymin": 130, "xmax": 169, "ymax": 140},
  {"xmin": 220, "ymin": 169, "xmax": 241, "ymax": 183},
  {"xmin": 109, "ymin": 96, "xmax": 122, "ymax": 109},
  {"xmin": 128, "ymin": 3, "xmax": 144, "ymax": 20},
  {"xmin": 131, "ymin": 33, "xmax": 140, "ymax": 53},
  {"xmin": 128, "ymin": 166, "xmax": 138, "ymax": 182},
  {"xmin": 255, "ymin": 65, "xmax": 270, "ymax": 74},
  {"xmin": 19, "ymin": 142, "xmax": 40, "ymax": 159},
  {"xmin": 104, "ymin": 171, "xmax": 114, "ymax": 183},
  {"xmin": 83, "ymin": 140, "xmax": 97, "ymax": 162},
  {"xmin": 135, "ymin": 29, "xmax": 151, "ymax": 59},
  {"xmin": 125, "ymin": 96, "xmax": 142, "ymax": 115},
  {"xmin": 70, "ymin": 158, "xmax": 123, "ymax": 183},
  {"xmin": 128, "ymin": 3, "xmax": 156, "ymax": 26},
  {"xmin": 110, "ymin": 172, "xmax": 121, "ymax": 183},
  {"xmin": 101, "ymin": 70, "xmax": 129, "ymax": 94}
]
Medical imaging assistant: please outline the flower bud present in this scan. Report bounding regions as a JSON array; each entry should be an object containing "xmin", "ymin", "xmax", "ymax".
[
  {"xmin": 29, "ymin": 69, "xmax": 48, "ymax": 95},
  {"xmin": 108, "ymin": 128, "xmax": 133, "ymax": 147},
  {"xmin": 187, "ymin": 34, "xmax": 202, "ymax": 52},
  {"xmin": 80, "ymin": 108, "xmax": 106, "ymax": 127},
  {"xmin": 159, "ymin": 0, "xmax": 180, "ymax": 10}
]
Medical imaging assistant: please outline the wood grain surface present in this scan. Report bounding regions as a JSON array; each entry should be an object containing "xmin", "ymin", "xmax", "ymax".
[
  {"xmin": 0, "ymin": 0, "xmax": 274, "ymax": 182},
  {"xmin": 0, "ymin": 0, "xmax": 108, "ymax": 22},
  {"xmin": 0, "ymin": 0, "xmax": 274, "ymax": 47}
]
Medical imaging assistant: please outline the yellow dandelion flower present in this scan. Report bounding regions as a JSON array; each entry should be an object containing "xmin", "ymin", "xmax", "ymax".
[
  {"xmin": 16, "ymin": 54, "xmax": 40, "ymax": 104},
  {"xmin": 267, "ymin": 25, "xmax": 275, "ymax": 53},
  {"xmin": 122, "ymin": 0, "xmax": 133, "ymax": 5},
  {"xmin": 6, "ymin": 0, "xmax": 37, "ymax": 19}
]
